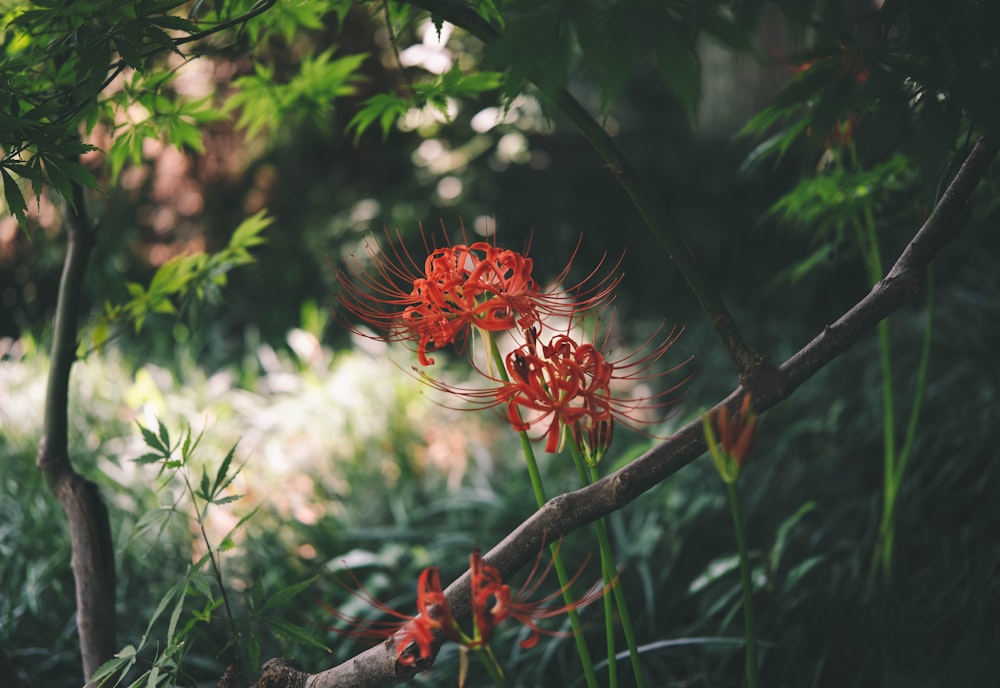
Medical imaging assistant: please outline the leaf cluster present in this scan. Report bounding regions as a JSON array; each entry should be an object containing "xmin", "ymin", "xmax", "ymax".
[
  {"xmin": 0, "ymin": 0, "xmax": 203, "ymax": 219},
  {"xmin": 476, "ymin": 0, "xmax": 762, "ymax": 116},
  {"xmin": 229, "ymin": 49, "xmax": 368, "ymax": 139},
  {"xmin": 84, "ymin": 210, "xmax": 270, "ymax": 351},
  {"xmin": 348, "ymin": 63, "xmax": 505, "ymax": 141}
]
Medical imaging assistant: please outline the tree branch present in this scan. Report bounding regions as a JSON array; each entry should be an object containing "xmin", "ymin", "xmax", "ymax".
[
  {"xmin": 262, "ymin": 137, "xmax": 996, "ymax": 688},
  {"xmin": 35, "ymin": 178, "xmax": 117, "ymax": 687}
]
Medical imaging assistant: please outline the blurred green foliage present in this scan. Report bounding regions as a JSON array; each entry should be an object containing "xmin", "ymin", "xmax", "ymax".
[{"xmin": 3, "ymin": 0, "xmax": 1000, "ymax": 686}]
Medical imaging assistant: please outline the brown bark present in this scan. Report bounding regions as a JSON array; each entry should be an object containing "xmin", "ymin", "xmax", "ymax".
[
  {"xmin": 251, "ymin": 138, "xmax": 997, "ymax": 688},
  {"xmin": 35, "ymin": 180, "xmax": 117, "ymax": 686}
]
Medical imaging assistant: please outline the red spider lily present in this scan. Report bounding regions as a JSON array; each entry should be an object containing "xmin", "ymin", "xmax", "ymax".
[
  {"xmin": 716, "ymin": 392, "xmax": 757, "ymax": 467},
  {"xmin": 336, "ymin": 227, "xmax": 621, "ymax": 365},
  {"xmin": 323, "ymin": 565, "xmax": 457, "ymax": 666},
  {"xmin": 704, "ymin": 392, "xmax": 758, "ymax": 482},
  {"xmin": 469, "ymin": 548, "xmax": 607, "ymax": 649},
  {"xmin": 500, "ymin": 332, "xmax": 615, "ymax": 454},
  {"xmin": 325, "ymin": 547, "xmax": 605, "ymax": 665},
  {"xmin": 416, "ymin": 321, "xmax": 689, "ymax": 459}
]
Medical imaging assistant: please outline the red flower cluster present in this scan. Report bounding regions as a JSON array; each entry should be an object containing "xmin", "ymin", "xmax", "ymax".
[
  {"xmin": 337, "ymin": 227, "xmax": 688, "ymax": 460},
  {"xmin": 328, "ymin": 548, "xmax": 602, "ymax": 666},
  {"xmin": 337, "ymin": 229, "xmax": 619, "ymax": 365},
  {"xmin": 496, "ymin": 326, "xmax": 687, "ymax": 458}
]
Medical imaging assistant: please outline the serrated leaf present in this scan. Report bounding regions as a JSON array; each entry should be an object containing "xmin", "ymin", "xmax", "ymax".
[
  {"xmin": 347, "ymin": 93, "xmax": 409, "ymax": 142},
  {"xmin": 1, "ymin": 168, "xmax": 28, "ymax": 225},
  {"xmin": 157, "ymin": 419, "xmax": 171, "ymax": 451},
  {"xmin": 188, "ymin": 572, "xmax": 214, "ymax": 601},
  {"xmin": 212, "ymin": 443, "xmax": 237, "ymax": 496},
  {"xmin": 89, "ymin": 649, "xmax": 135, "ymax": 684},
  {"xmin": 113, "ymin": 35, "xmax": 143, "ymax": 70},
  {"xmin": 199, "ymin": 466, "xmax": 211, "ymax": 501},
  {"xmin": 151, "ymin": 14, "xmax": 199, "ymax": 32},
  {"xmin": 211, "ymin": 493, "xmax": 243, "ymax": 506},
  {"xmin": 165, "ymin": 583, "xmax": 187, "ymax": 643},
  {"xmin": 139, "ymin": 423, "xmax": 167, "ymax": 454},
  {"xmin": 229, "ymin": 211, "xmax": 271, "ymax": 252}
]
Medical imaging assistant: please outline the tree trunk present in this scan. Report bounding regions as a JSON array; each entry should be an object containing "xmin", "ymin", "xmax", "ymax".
[{"xmin": 35, "ymin": 179, "xmax": 117, "ymax": 686}]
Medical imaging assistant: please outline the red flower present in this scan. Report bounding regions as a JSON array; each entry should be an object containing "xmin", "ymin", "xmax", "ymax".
[
  {"xmin": 324, "ymin": 564, "xmax": 456, "ymax": 666},
  {"xmin": 395, "ymin": 566, "xmax": 459, "ymax": 665},
  {"xmin": 326, "ymin": 547, "xmax": 605, "ymax": 664},
  {"xmin": 469, "ymin": 548, "xmax": 606, "ymax": 649},
  {"xmin": 499, "ymin": 332, "xmax": 615, "ymax": 453},
  {"xmin": 704, "ymin": 392, "xmax": 758, "ymax": 482},
  {"xmin": 417, "ymin": 322, "xmax": 689, "ymax": 460},
  {"xmin": 336, "ymin": 228, "xmax": 620, "ymax": 365},
  {"xmin": 716, "ymin": 392, "xmax": 757, "ymax": 468}
]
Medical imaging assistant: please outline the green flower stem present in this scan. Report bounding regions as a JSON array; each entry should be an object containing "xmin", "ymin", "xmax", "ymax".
[
  {"xmin": 478, "ymin": 645, "xmax": 511, "ymax": 688},
  {"xmin": 726, "ymin": 479, "xmax": 759, "ymax": 688},
  {"xmin": 568, "ymin": 443, "xmax": 647, "ymax": 688},
  {"xmin": 846, "ymin": 142, "xmax": 933, "ymax": 590},
  {"xmin": 567, "ymin": 451, "xmax": 617, "ymax": 688},
  {"xmin": 487, "ymin": 335, "xmax": 600, "ymax": 688}
]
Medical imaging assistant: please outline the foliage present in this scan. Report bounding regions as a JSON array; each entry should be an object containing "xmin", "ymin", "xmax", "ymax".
[
  {"xmin": 84, "ymin": 210, "xmax": 270, "ymax": 350},
  {"xmin": 3, "ymin": 0, "xmax": 1000, "ymax": 686}
]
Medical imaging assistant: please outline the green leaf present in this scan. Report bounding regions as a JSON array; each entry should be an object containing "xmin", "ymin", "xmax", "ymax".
[
  {"xmin": 347, "ymin": 93, "xmax": 409, "ymax": 142},
  {"xmin": 212, "ymin": 443, "xmax": 237, "ymax": 497},
  {"xmin": 211, "ymin": 494, "xmax": 243, "ymax": 506},
  {"xmin": 134, "ymin": 452, "xmax": 163, "ymax": 465},
  {"xmin": 653, "ymin": 24, "xmax": 701, "ymax": 118},
  {"xmin": 259, "ymin": 615, "xmax": 331, "ymax": 652},
  {"xmin": 1, "ymin": 168, "xmax": 28, "ymax": 225},
  {"xmin": 151, "ymin": 15, "xmax": 199, "ymax": 33},
  {"xmin": 229, "ymin": 211, "xmax": 271, "ymax": 253},
  {"xmin": 199, "ymin": 466, "xmax": 211, "ymax": 501},
  {"xmin": 89, "ymin": 646, "xmax": 136, "ymax": 686},
  {"xmin": 157, "ymin": 419, "xmax": 171, "ymax": 452},
  {"xmin": 165, "ymin": 576, "xmax": 188, "ymax": 643},
  {"xmin": 257, "ymin": 575, "xmax": 319, "ymax": 614},
  {"xmin": 187, "ymin": 572, "xmax": 214, "ymax": 601},
  {"xmin": 139, "ymin": 423, "xmax": 167, "ymax": 455},
  {"xmin": 91, "ymin": 319, "xmax": 110, "ymax": 351}
]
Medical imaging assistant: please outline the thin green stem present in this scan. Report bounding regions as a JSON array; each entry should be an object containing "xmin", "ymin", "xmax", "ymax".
[
  {"xmin": 895, "ymin": 267, "xmax": 934, "ymax": 486},
  {"xmin": 478, "ymin": 645, "xmax": 510, "ymax": 688},
  {"xmin": 487, "ymin": 335, "xmax": 599, "ymax": 688},
  {"xmin": 568, "ymin": 448, "xmax": 618, "ymax": 688},
  {"xmin": 847, "ymin": 140, "xmax": 902, "ymax": 590},
  {"xmin": 726, "ymin": 480, "xmax": 759, "ymax": 688},
  {"xmin": 181, "ymin": 471, "xmax": 245, "ymax": 679},
  {"xmin": 569, "ymin": 442, "xmax": 648, "ymax": 688},
  {"xmin": 861, "ymin": 200, "xmax": 901, "ymax": 588},
  {"xmin": 592, "ymin": 501, "xmax": 645, "ymax": 688}
]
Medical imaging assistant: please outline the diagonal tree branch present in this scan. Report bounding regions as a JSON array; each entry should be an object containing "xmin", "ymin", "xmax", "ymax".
[
  {"xmin": 255, "ymin": 137, "xmax": 996, "ymax": 688},
  {"xmin": 35, "ymin": 178, "xmax": 117, "ymax": 687}
]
